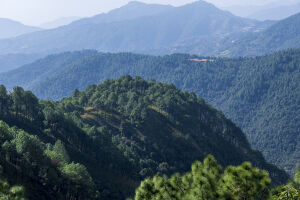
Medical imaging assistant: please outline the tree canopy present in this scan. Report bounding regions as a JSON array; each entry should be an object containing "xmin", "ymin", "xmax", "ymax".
[{"xmin": 134, "ymin": 155, "xmax": 272, "ymax": 200}]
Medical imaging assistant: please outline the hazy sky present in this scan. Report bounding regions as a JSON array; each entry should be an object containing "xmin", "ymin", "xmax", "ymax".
[{"xmin": 0, "ymin": 0, "xmax": 299, "ymax": 26}]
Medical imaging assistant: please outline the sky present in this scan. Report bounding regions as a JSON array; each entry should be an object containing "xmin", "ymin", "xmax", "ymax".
[{"xmin": 0, "ymin": 0, "xmax": 299, "ymax": 26}]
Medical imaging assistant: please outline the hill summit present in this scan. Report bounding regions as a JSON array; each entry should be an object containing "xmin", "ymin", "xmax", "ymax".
[{"xmin": 0, "ymin": 76, "xmax": 288, "ymax": 199}]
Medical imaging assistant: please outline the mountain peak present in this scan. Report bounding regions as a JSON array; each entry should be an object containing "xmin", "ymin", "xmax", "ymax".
[
  {"xmin": 124, "ymin": 1, "xmax": 150, "ymax": 8},
  {"xmin": 127, "ymin": 1, "xmax": 146, "ymax": 5},
  {"xmin": 184, "ymin": 0, "xmax": 217, "ymax": 8}
]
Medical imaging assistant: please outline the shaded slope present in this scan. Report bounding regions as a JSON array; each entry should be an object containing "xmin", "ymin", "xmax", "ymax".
[{"xmin": 60, "ymin": 76, "xmax": 288, "ymax": 185}]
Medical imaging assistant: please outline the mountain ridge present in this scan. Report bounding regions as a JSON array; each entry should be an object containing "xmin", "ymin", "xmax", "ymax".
[
  {"xmin": 0, "ymin": 1, "xmax": 263, "ymax": 56},
  {"xmin": 40, "ymin": 16, "xmax": 81, "ymax": 29},
  {"xmin": 0, "ymin": 2, "xmax": 299, "ymax": 57},
  {"xmin": 0, "ymin": 18, "xmax": 42, "ymax": 39}
]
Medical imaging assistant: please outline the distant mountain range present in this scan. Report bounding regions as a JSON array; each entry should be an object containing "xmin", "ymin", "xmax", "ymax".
[
  {"xmin": 216, "ymin": 12, "xmax": 300, "ymax": 57},
  {"xmin": 0, "ymin": 1, "xmax": 300, "ymax": 58},
  {"xmin": 39, "ymin": 16, "xmax": 81, "ymax": 29},
  {"xmin": 0, "ymin": 53, "xmax": 43, "ymax": 73},
  {"xmin": 0, "ymin": 18, "xmax": 42, "ymax": 39},
  {"xmin": 223, "ymin": 1, "xmax": 300, "ymax": 20},
  {"xmin": 248, "ymin": 3, "xmax": 300, "ymax": 21},
  {"xmin": 0, "ymin": 1, "xmax": 270, "ymax": 56},
  {"xmin": 1, "ymin": 48, "xmax": 299, "ymax": 173},
  {"xmin": 73, "ymin": 1, "xmax": 173, "ymax": 25}
]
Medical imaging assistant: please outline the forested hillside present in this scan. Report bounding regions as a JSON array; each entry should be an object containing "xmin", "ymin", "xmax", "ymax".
[
  {"xmin": 133, "ymin": 157, "xmax": 300, "ymax": 200},
  {"xmin": 1, "ymin": 49, "xmax": 299, "ymax": 173},
  {"xmin": 0, "ymin": 77, "xmax": 289, "ymax": 199},
  {"xmin": 0, "ymin": 50, "xmax": 98, "ymax": 89}
]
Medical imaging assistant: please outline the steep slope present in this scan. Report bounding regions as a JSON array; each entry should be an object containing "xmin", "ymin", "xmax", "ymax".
[
  {"xmin": 1, "ymin": 49, "xmax": 299, "ymax": 173},
  {"xmin": 0, "ymin": 77, "xmax": 289, "ymax": 200},
  {"xmin": 0, "ymin": 1, "xmax": 261, "ymax": 55},
  {"xmin": 0, "ymin": 18, "xmax": 42, "ymax": 39},
  {"xmin": 0, "ymin": 121, "xmax": 100, "ymax": 200},
  {"xmin": 218, "ymin": 12, "xmax": 300, "ymax": 56}
]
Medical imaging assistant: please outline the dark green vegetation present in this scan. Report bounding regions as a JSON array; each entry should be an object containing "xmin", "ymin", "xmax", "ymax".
[
  {"xmin": 0, "ymin": 18, "xmax": 41, "ymax": 39},
  {"xmin": 273, "ymin": 170, "xmax": 300, "ymax": 200},
  {"xmin": 0, "ymin": 1, "xmax": 270, "ymax": 56},
  {"xmin": 0, "ymin": 177, "xmax": 25, "ymax": 200},
  {"xmin": 1, "ymin": 48, "xmax": 299, "ymax": 172},
  {"xmin": 133, "ymin": 157, "xmax": 300, "ymax": 200},
  {"xmin": 134, "ymin": 155, "xmax": 272, "ymax": 200},
  {"xmin": 0, "ymin": 77, "xmax": 289, "ymax": 199},
  {"xmin": 0, "ymin": 120, "xmax": 99, "ymax": 199}
]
